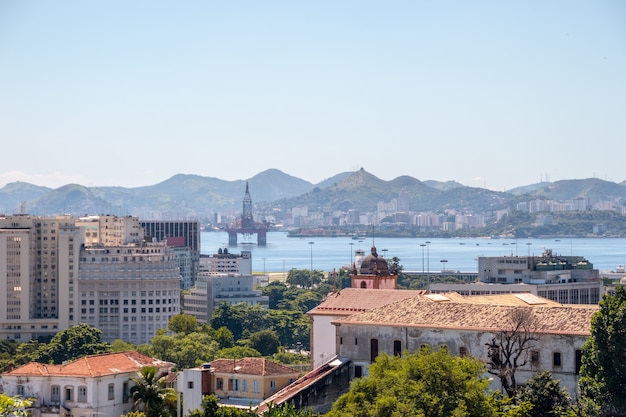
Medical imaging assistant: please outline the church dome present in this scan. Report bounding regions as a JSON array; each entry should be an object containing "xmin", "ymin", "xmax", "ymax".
[{"xmin": 359, "ymin": 246, "xmax": 390, "ymax": 275}]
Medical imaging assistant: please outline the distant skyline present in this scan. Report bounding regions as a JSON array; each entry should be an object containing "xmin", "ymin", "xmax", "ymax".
[{"xmin": 1, "ymin": 1, "xmax": 625, "ymax": 191}]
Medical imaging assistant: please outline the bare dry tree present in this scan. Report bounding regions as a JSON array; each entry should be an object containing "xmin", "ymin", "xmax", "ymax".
[{"xmin": 485, "ymin": 307, "xmax": 540, "ymax": 397}]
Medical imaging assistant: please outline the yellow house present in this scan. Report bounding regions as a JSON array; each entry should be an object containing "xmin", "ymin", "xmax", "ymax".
[{"xmin": 209, "ymin": 358, "xmax": 299, "ymax": 403}]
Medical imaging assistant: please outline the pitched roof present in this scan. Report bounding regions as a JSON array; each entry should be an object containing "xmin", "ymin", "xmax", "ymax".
[
  {"xmin": 208, "ymin": 358, "xmax": 299, "ymax": 377},
  {"xmin": 3, "ymin": 351, "xmax": 173, "ymax": 378},
  {"xmin": 307, "ymin": 288, "xmax": 426, "ymax": 316},
  {"xmin": 334, "ymin": 293, "xmax": 598, "ymax": 336}
]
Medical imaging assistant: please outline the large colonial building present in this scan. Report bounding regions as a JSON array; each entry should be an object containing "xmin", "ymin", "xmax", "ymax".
[{"xmin": 332, "ymin": 292, "xmax": 597, "ymax": 396}]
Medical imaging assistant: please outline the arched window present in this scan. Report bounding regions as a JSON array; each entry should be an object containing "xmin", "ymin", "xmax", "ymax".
[{"xmin": 360, "ymin": 281, "xmax": 367, "ymax": 288}]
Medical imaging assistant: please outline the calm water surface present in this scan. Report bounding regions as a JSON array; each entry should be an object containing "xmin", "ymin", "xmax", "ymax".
[{"xmin": 201, "ymin": 232, "xmax": 626, "ymax": 274}]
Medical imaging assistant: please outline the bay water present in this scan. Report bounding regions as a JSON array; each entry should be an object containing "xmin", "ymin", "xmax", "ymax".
[{"xmin": 201, "ymin": 232, "xmax": 626, "ymax": 274}]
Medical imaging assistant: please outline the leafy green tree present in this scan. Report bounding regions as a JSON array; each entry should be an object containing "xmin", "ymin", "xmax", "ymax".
[
  {"xmin": 516, "ymin": 371, "xmax": 572, "ymax": 417},
  {"xmin": 267, "ymin": 310, "xmax": 310, "ymax": 350},
  {"xmin": 121, "ymin": 411, "xmax": 147, "ymax": 417},
  {"xmin": 327, "ymin": 348, "xmax": 498, "ymax": 417},
  {"xmin": 580, "ymin": 285, "xmax": 626, "ymax": 415},
  {"xmin": 286, "ymin": 269, "xmax": 323, "ymax": 289},
  {"xmin": 111, "ymin": 338, "xmax": 136, "ymax": 352},
  {"xmin": 291, "ymin": 291, "xmax": 323, "ymax": 313},
  {"xmin": 271, "ymin": 349, "xmax": 310, "ymax": 366},
  {"xmin": 35, "ymin": 323, "xmax": 111, "ymax": 364},
  {"xmin": 247, "ymin": 330, "xmax": 280, "ymax": 356},
  {"xmin": 211, "ymin": 303, "xmax": 272, "ymax": 339},
  {"xmin": 0, "ymin": 393, "xmax": 33, "ymax": 416},
  {"xmin": 217, "ymin": 346, "xmax": 261, "ymax": 359},
  {"xmin": 214, "ymin": 326, "xmax": 235, "ymax": 349},
  {"xmin": 262, "ymin": 281, "xmax": 289, "ymax": 309},
  {"xmin": 146, "ymin": 331, "xmax": 219, "ymax": 369},
  {"xmin": 169, "ymin": 313, "xmax": 198, "ymax": 334},
  {"xmin": 130, "ymin": 366, "xmax": 177, "ymax": 417}
]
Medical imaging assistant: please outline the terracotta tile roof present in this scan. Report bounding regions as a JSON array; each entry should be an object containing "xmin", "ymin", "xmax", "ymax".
[
  {"xmin": 307, "ymin": 288, "xmax": 426, "ymax": 316},
  {"xmin": 208, "ymin": 358, "xmax": 298, "ymax": 377},
  {"xmin": 439, "ymin": 292, "xmax": 563, "ymax": 306},
  {"xmin": 334, "ymin": 293, "xmax": 598, "ymax": 336},
  {"xmin": 3, "ymin": 351, "xmax": 173, "ymax": 378}
]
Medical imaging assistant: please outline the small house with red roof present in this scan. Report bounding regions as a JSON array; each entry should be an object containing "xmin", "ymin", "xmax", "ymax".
[
  {"xmin": 177, "ymin": 357, "xmax": 299, "ymax": 414},
  {"xmin": 0, "ymin": 351, "xmax": 174, "ymax": 417}
]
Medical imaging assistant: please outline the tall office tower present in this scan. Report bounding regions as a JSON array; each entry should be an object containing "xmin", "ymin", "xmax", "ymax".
[
  {"xmin": 78, "ymin": 242, "xmax": 181, "ymax": 345},
  {"xmin": 0, "ymin": 215, "xmax": 82, "ymax": 341},
  {"xmin": 141, "ymin": 220, "xmax": 200, "ymax": 288}
]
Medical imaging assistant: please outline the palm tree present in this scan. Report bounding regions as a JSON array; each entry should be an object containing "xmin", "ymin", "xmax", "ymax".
[{"xmin": 130, "ymin": 366, "xmax": 177, "ymax": 417}]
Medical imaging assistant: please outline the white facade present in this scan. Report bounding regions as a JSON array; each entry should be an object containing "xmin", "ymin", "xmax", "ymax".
[
  {"xmin": 199, "ymin": 249, "xmax": 252, "ymax": 275},
  {"xmin": 1, "ymin": 351, "xmax": 173, "ymax": 417},
  {"xmin": 78, "ymin": 243, "xmax": 181, "ymax": 344}
]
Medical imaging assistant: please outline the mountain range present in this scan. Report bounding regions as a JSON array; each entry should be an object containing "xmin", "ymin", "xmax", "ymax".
[{"xmin": 1, "ymin": 168, "xmax": 625, "ymax": 221}]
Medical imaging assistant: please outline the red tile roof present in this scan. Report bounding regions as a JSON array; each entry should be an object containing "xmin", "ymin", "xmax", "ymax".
[
  {"xmin": 3, "ymin": 351, "xmax": 173, "ymax": 378},
  {"xmin": 208, "ymin": 358, "xmax": 298, "ymax": 377},
  {"xmin": 307, "ymin": 288, "xmax": 426, "ymax": 316}
]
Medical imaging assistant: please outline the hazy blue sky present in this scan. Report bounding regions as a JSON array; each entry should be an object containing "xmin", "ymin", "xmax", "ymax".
[{"xmin": 1, "ymin": 1, "xmax": 624, "ymax": 191}]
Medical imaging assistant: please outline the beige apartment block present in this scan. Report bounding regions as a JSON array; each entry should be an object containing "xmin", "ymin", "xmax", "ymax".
[
  {"xmin": 76, "ymin": 215, "xmax": 143, "ymax": 247},
  {"xmin": 0, "ymin": 215, "xmax": 82, "ymax": 341}
]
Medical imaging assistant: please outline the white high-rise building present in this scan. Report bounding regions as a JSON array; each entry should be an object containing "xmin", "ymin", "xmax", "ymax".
[{"xmin": 78, "ymin": 242, "xmax": 181, "ymax": 345}]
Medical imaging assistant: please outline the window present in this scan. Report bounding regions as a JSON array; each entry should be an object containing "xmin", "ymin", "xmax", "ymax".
[
  {"xmin": 354, "ymin": 365, "xmax": 363, "ymax": 378},
  {"xmin": 370, "ymin": 339, "xmax": 379, "ymax": 363},
  {"xmin": 393, "ymin": 340, "xmax": 402, "ymax": 356},
  {"xmin": 252, "ymin": 380, "xmax": 259, "ymax": 393},
  {"xmin": 78, "ymin": 386, "xmax": 87, "ymax": 402},
  {"xmin": 531, "ymin": 350, "xmax": 540, "ymax": 366},
  {"xmin": 123, "ymin": 382, "xmax": 130, "ymax": 403},
  {"xmin": 574, "ymin": 349, "xmax": 583, "ymax": 375},
  {"xmin": 51, "ymin": 385, "xmax": 61, "ymax": 403},
  {"xmin": 108, "ymin": 383, "xmax": 115, "ymax": 400},
  {"xmin": 459, "ymin": 346, "xmax": 468, "ymax": 357},
  {"xmin": 65, "ymin": 387, "xmax": 74, "ymax": 402},
  {"xmin": 187, "ymin": 381, "xmax": 194, "ymax": 389},
  {"xmin": 242, "ymin": 380, "xmax": 248, "ymax": 392},
  {"xmin": 232, "ymin": 379, "xmax": 239, "ymax": 391},
  {"xmin": 553, "ymin": 352, "xmax": 562, "ymax": 368},
  {"xmin": 217, "ymin": 378, "xmax": 224, "ymax": 390},
  {"xmin": 17, "ymin": 385, "xmax": 25, "ymax": 396},
  {"xmin": 270, "ymin": 380, "xmax": 276, "ymax": 391}
]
